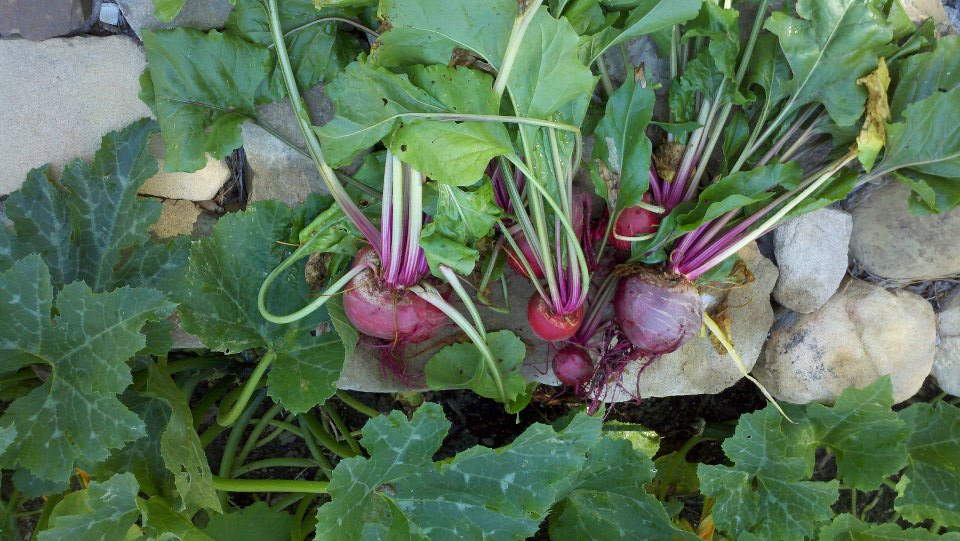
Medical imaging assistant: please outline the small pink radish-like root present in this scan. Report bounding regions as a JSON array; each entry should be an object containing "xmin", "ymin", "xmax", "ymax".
[{"xmin": 614, "ymin": 267, "xmax": 702, "ymax": 355}]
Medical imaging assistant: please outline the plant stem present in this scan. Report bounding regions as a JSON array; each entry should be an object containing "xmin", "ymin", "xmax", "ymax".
[
  {"xmin": 256, "ymin": 419, "xmax": 305, "ymax": 446},
  {"xmin": 336, "ymin": 390, "xmax": 379, "ymax": 417},
  {"xmin": 267, "ymin": 0, "xmax": 381, "ymax": 253},
  {"xmin": 322, "ymin": 404, "xmax": 361, "ymax": 455},
  {"xmin": 299, "ymin": 413, "xmax": 357, "ymax": 459},
  {"xmin": 212, "ymin": 476, "xmax": 329, "ymax": 494},
  {"xmin": 412, "ymin": 284, "xmax": 508, "ymax": 403},
  {"xmin": 217, "ymin": 389, "xmax": 268, "ymax": 508},
  {"xmin": 298, "ymin": 416, "xmax": 335, "ymax": 476},
  {"xmin": 259, "ymin": 263, "xmax": 366, "ymax": 324},
  {"xmin": 597, "ymin": 55, "xmax": 615, "ymax": 97},
  {"xmin": 440, "ymin": 265, "xmax": 486, "ymax": 341},
  {"xmin": 217, "ymin": 353, "xmax": 275, "ymax": 426},
  {"xmin": 193, "ymin": 378, "xmax": 233, "ymax": 430},
  {"xmin": 235, "ymin": 402, "xmax": 285, "ymax": 467},
  {"xmin": 230, "ymin": 458, "xmax": 321, "ymax": 478},
  {"xmin": 494, "ymin": 0, "xmax": 543, "ymax": 97},
  {"xmin": 266, "ymin": 17, "xmax": 379, "ymax": 49},
  {"xmin": 703, "ymin": 312, "xmax": 792, "ymax": 422}
]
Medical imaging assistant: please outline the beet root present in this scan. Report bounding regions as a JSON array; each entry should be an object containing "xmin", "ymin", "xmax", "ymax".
[
  {"xmin": 342, "ymin": 247, "xmax": 447, "ymax": 344},
  {"xmin": 613, "ymin": 269, "xmax": 703, "ymax": 355},
  {"xmin": 527, "ymin": 294, "xmax": 584, "ymax": 342},
  {"xmin": 553, "ymin": 345, "xmax": 594, "ymax": 390}
]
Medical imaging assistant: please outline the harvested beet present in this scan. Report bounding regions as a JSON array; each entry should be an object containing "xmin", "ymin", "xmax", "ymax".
[
  {"xmin": 553, "ymin": 345, "xmax": 594, "ymax": 389},
  {"xmin": 527, "ymin": 294, "xmax": 584, "ymax": 342},
  {"xmin": 613, "ymin": 268, "xmax": 703, "ymax": 354},
  {"xmin": 343, "ymin": 247, "xmax": 447, "ymax": 343}
]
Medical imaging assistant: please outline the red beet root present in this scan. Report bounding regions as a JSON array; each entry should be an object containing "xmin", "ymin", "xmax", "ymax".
[
  {"xmin": 613, "ymin": 269, "xmax": 703, "ymax": 354},
  {"xmin": 343, "ymin": 247, "xmax": 447, "ymax": 343},
  {"xmin": 610, "ymin": 195, "xmax": 661, "ymax": 251},
  {"xmin": 527, "ymin": 294, "xmax": 584, "ymax": 342},
  {"xmin": 553, "ymin": 345, "xmax": 594, "ymax": 389}
]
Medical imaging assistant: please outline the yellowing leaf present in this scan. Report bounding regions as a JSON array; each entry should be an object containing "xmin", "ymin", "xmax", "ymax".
[{"xmin": 855, "ymin": 57, "xmax": 891, "ymax": 172}]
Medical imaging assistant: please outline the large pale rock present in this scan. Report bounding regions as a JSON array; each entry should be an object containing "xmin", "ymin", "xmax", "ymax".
[
  {"xmin": 755, "ymin": 279, "xmax": 937, "ymax": 404},
  {"xmin": 0, "ymin": 37, "xmax": 228, "ymax": 200},
  {"xmin": 773, "ymin": 208, "xmax": 852, "ymax": 313},
  {"xmin": 605, "ymin": 242, "xmax": 778, "ymax": 400},
  {"xmin": 849, "ymin": 181, "xmax": 960, "ymax": 280},
  {"xmin": 933, "ymin": 289, "xmax": 960, "ymax": 396},
  {"xmin": 243, "ymin": 86, "xmax": 335, "ymax": 206},
  {"xmin": 116, "ymin": 0, "xmax": 233, "ymax": 37},
  {"xmin": 0, "ymin": 0, "xmax": 97, "ymax": 40},
  {"xmin": 900, "ymin": 0, "xmax": 954, "ymax": 34}
]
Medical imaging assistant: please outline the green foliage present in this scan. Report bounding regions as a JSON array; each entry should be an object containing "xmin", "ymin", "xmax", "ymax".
[
  {"xmin": 37, "ymin": 473, "xmax": 140, "ymax": 541},
  {"xmin": 419, "ymin": 183, "xmax": 501, "ymax": 276},
  {"xmin": 0, "ymin": 257, "xmax": 174, "ymax": 483},
  {"xmin": 316, "ymin": 403, "xmax": 602, "ymax": 540},
  {"xmin": 141, "ymin": 28, "xmax": 272, "ymax": 173},
  {"xmin": 549, "ymin": 438, "xmax": 699, "ymax": 540},
  {"xmin": 203, "ymin": 502, "xmax": 293, "ymax": 541},
  {"xmin": 765, "ymin": 0, "xmax": 893, "ymax": 126},
  {"xmin": 177, "ymin": 201, "xmax": 346, "ymax": 413},
  {"xmin": 593, "ymin": 76, "xmax": 655, "ymax": 215},
  {"xmin": 424, "ymin": 330, "xmax": 528, "ymax": 408},
  {"xmin": 820, "ymin": 514, "xmax": 960, "ymax": 541},
  {"xmin": 895, "ymin": 402, "xmax": 960, "ymax": 528}
]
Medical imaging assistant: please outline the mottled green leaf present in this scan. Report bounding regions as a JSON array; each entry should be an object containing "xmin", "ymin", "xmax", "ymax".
[
  {"xmin": 0, "ymin": 119, "xmax": 172, "ymax": 294},
  {"xmin": 895, "ymin": 402, "xmax": 960, "ymax": 528},
  {"xmin": 549, "ymin": 438, "xmax": 698, "ymax": 540},
  {"xmin": 177, "ymin": 202, "xmax": 345, "ymax": 413},
  {"xmin": 204, "ymin": 502, "xmax": 293, "ymax": 541},
  {"xmin": 593, "ymin": 77, "xmax": 655, "ymax": 215},
  {"xmin": 699, "ymin": 406, "xmax": 838, "ymax": 541},
  {"xmin": 138, "ymin": 497, "xmax": 213, "ymax": 541},
  {"xmin": 765, "ymin": 0, "xmax": 893, "ymax": 126},
  {"xmin": 0, "ymin": 256, "xmax": 173, "ymax": 482},
  {"xmin": 807, "ymin": 377, "xmax": 909, "ymax": 491},
  {"xmin": 316, "ymin": 403, "xmax": 602, "ymax": 541},
  {"xmin": 142, "ymin": 28, "xmax": 272, "ymax": 172},
  {"xmin": 819, "ymin": 513, "xmax": 960, "ymax": 540},
  {"xmin": 143, "ymin": 363, "xmax": 221, "ymax": 512},
  {"xmin": 38, "ymin": 473, "xmax": 140, "ymax": 541}
]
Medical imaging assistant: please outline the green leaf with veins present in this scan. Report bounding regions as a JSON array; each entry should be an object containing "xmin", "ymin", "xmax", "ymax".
[
  {"xmin": 142, "ymin": 28, "xmax": 272, "ymax": 173},
  {"xmin": 549, "ymin": 438, "xmax": 699, "ymax": 540},
  {"xmin": 819, "ymin": 513, "xmax": 960, "ymax": 541},
  {"xmin": 424, "ymin": 330, "xmax": 528, "ymax": 405},
  {"xmin": 895, "ymin": 402, "xmax": 960, "ymax": 528},
  {"xmin": 316, "ymin": 403, "xmax": 602, "ymax": 541},
  {"xmin": 0, "ymin": 119, "xmax": 176, "ymax": 295},
  {"xmin": 879, "ymin": 88, "xmax": 960, "ymax": 178},
  {"xmin": 765, "ymin": 0, "xmax": 893, "ymax": 126},
  {"xmin": 746, "ymin": 33, "xmax": 792, "ymax": 109},
  {"xmin": 177, "ymin": 201, "xmax": 346, "ymax": 413},
  {"xmin": 675, "ymin": 162, "xmax": 803, "ymax": 233},
  {"xmin": 204, "ymin": 502, "xmax": 293, "ymax": 541},
  {"xmin": 683, "ymin": 2, "xmax": 739, "ymax": 80},
  {"xmin": 138, "ymin": 497, "xmax": 214, "ymax": 541},
  {"xmin": 698, "ymin": 406, "xmax": 838, "ymax": 541},
  {"xmin": 895, "ymin": 170, "xmax": 960, "ymax": 215},
  {"xmin": 316, "ymin": 62, "xmax": 511, "ymax": 185},
  {"xmin": 93, "ymin": 390, "xmax": 175, "ymax": 502},
  {"xmin": 151, "ymin": 0, "xmax": 187, "ymax": 22},
  {"xmin": 0, "ymin": 426, "xmax": 16, "ymax": 455},
  {"xmin": 807, "ymin": 377, "xmax": 909, "ymax": 491},
  {"xmin": 371, "ymin": 0, "xmax": 514, "ymax": 69},
  {"xmin": 890, "ymin": 36, "xmax": 960, "ymax": 119},
  {"xmin": 506, "ymin": 8, "xmax": 596, "ymax": 123},
  {"xmin": 388, "ymin": 65, "xmax": 512, "ymax": 184},
  {"xmin": 37, "ymin": 473, "xmax": 140, "ymax": 541},
  {"xmin": 226, "ymin": 0, "xmax": 363, "ymax": 101},
  {"xmin": 583, "ymin": 0, "xmax": 702, "ymax": 64},
  {"xmin": 143, "ymin": 363, "xmax": 221, "ymax": 512},
  {"xmin": 593, "ymin": 76, "xmax": 655, "ymax": 215},
  {"xmin": 0, "ymin": 256, "xmax": 173, "ymax": 483},
  {"xmin": 418, "ymin": 183, "xmax": 501, "ymax": 276}
]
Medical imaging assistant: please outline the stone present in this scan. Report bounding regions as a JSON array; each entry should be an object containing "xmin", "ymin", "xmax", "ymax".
[
  {"xmin": 0, "ymin": 37, "xmax": 229, "ymax": 201},
  {"xmin": 900, "ymin": 0, "xmax": 954, "ymax": 34},
  {"xmin": 243, "ymin": 85, "xmax": 335, "ymax": 206},
  {"xmin": 933, "ymin": 289, "xmax": 960, "ymax": 396},
  {"xmin": 773, "ymin": 208, "xmax": 852, "ymax": 313},
  {"xmin": 605, "ymin": 242, "xmax": 779, "ymax": 400},
  {"xmin": 849, "ymin": 181, "xmax": 960, "ymax": 281},
  {"xmin": 115, "ymin": 0, "xmax": 233, "ymax": 37},
  {"xmin": 148, "ymin": 199, "xmax": 202, "ymax": 239},
  {"xmin": 947, "ymin": 1, "xmax": 960, "ymax": 32},
  {"xmin": 754, "ymin": 278, "xmax": 937, "ymax": 404},
  {"xmin": 99, "ymin": 3, "xmax": 121, "ymax": 26},
  {"xmin": 0, "ymin": 0, "xmax": 97, "ymax": 40},
  {"xmin": 139, "ymin": 139, "xmax": 229, "ymax": 201}
]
